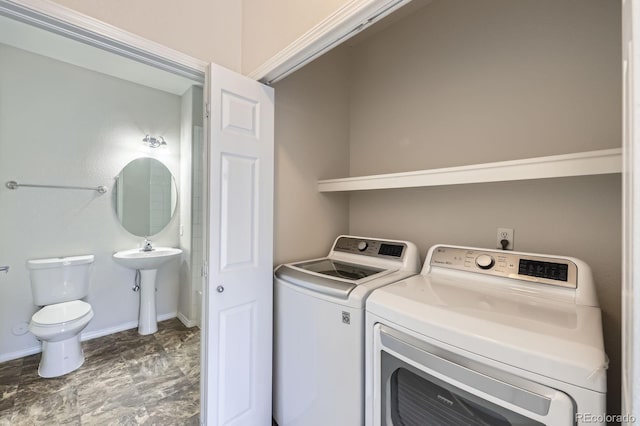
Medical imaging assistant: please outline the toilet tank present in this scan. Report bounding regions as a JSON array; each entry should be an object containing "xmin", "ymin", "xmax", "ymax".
[{"xmin": 27, "ymin": 255, "xmax": 94, "ymax": 306}]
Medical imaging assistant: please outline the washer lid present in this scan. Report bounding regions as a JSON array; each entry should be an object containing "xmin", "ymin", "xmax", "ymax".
[
  {"xmin": 295, "ymin": 259, "xmax": 385, "ymax": 280},
  {"xmin": 367, "ymin": 274, "xmax": 607, "ymax": 392},
  {"xmin": 276, "ymin": 259, "xmax": 391, "ymax": 298},
  {"xmin": 32, "ymin": 300, "xmax": 92, "ymax": 325}
]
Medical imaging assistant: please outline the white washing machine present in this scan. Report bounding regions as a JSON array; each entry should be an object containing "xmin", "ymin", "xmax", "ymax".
[
  {"xmin": 274, "ymin": 235, "xmax": 421, "ymax": 426},
  {"xmin": 365, "ymin": 244, "xmax": 608, "ymax": 426}
]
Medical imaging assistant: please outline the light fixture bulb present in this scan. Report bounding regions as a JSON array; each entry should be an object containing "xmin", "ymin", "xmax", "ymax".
[{"xmin": 142, "ymin": 135, "xmax": 167, "ymax": 148}]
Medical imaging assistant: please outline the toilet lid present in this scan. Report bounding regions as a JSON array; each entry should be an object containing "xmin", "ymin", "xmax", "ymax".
[{"xmin": 32, "ymin": 300, "xmax": 92, "ymax": 326}]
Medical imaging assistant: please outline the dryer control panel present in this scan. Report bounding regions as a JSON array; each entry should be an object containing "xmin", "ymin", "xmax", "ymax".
[
  {"xmin": 429, "ymin": 246, "xmax": 577, "ymax": 289},
  {"xmin": 334, "ymin": 236, "xmax": 406, "ymax": 259}
]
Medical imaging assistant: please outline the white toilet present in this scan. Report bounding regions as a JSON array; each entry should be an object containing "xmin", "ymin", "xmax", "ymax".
[{"xmin": 27, "ymin": 255, "xmax": 95, "ymax": 378}]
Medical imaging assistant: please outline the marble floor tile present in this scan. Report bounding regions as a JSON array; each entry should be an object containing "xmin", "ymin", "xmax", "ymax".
[
  {"xmin": 79, "ymin": 404, "xmax": 149, "ymax": 426},
  {"xmin": 138, "ymin": 374, "xmax": 194, "ymax": 407},
  {"xmin": 144, "ymin": 385, "xmax": 200, "ymax": 425},
  {"xmin": 78, "ymin": 386, "xmax": 145, "ymax": 423},
  {"xmin": 156, "ymin": 318, "xmax": 187, "ymax": 333},
  {"xmin": 0, "ymin": 385, "xmax": 17, "ymax": 412},
  {"xmin": 76, "ymin": 363, "xmax": 137, "ymax": 414},
  {"xmin": 112, "ymin": 329, "xmax": 158, "ymax": 351},
  {"xmin": 10, "ymin": 413, "xmax": 82, "ymax": 426},
  {"xmin": 82, "ymin": 335, "xmax": 121, "ymax": 365},
  {"xmin": 0, "ymin": 360, "xmax": 22, "ymax": 386},
  {"xmin": 17, "ymin": 371, "xmax": 76, "ymax": 396},
  {"xmin": 16, "ymin": 356, "xmax": 42, "ymax": 388},
  {"xmin": 119, "ymin": 341, "xmax": 166, "ymax": 362},
  {"xmin": 12, "ymin": 385, "xmax": 78, "ymax": 425},
  {"xmin": 126, "ymin": 352, "xmax": 174, "ymax": 383},
  {"xmin": 156, "ymin": 331, "xmax": 198, "ymax": 352},
  {"xmin": 0, "ymin": 318, "xmax": 200, "ymax": 425},
  {"xmin": 166, "ymin": 342, "xmax": 200, "ymax": 382},
  {"xmin": 0, "ymin": 409, "xmax": 13, "ymax": 426}
]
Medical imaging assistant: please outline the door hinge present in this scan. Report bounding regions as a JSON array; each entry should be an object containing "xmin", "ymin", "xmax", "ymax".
[
  {"xmin": 205, "ymin": 102, "xmax": 210, "ymax": 118},
  {"xmin": 202, "ymin": 261, "xmax": 208, "ymax": 278}
]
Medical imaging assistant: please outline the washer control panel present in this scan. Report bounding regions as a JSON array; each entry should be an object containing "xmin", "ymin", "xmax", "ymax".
[
  {"xmin": 334, "ymin": 236, "xmax": 406, "ymax": 259},
  {"xmin": 429, "ymin": 246, "xmax": 577, "ymax": 288}
]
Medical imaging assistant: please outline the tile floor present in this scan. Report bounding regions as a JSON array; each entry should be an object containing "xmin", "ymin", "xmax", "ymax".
[{"xmin": 0, "ymin": 318, "xmax": 200, "ymax": 425}]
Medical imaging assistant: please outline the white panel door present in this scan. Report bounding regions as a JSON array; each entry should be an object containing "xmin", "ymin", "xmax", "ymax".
[{"xmin": 203, "ymin": 63, "xmax": 274, "ymax": 426}]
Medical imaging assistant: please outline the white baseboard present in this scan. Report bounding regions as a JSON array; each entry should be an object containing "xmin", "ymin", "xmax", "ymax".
[
  {"xmin": 158, "ymin": 311, "xmax": 178, "ymax": 322},
  {"xmin": 0, "ymin": 346, "xmax": 41, "ymax": 363},
  {"xmin": 177, "ymin": 311, "xmax": 197, "ymax": 328},
  {"xmin": 0, "ymin": 312, "xmax": 179, "ymax": 363}
]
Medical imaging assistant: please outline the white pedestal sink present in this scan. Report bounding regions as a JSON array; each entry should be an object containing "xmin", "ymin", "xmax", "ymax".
[{"xmin": 113, "ymin": 247, "xmax": 182, "ymax": 335}]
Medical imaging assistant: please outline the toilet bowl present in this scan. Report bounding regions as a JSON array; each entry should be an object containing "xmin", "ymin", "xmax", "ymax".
[
  {"xmin": 29, "ymin": 300, "xmax": 94, "ymax": 378},
  {"xmin": 27, "ymin": 254, "xmax": 95, "ymax": 378}
]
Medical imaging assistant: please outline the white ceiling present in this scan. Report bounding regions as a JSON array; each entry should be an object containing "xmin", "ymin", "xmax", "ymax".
[{"xmin": 0, "ymin": 14, "xmax": 200, "ymax": 96}]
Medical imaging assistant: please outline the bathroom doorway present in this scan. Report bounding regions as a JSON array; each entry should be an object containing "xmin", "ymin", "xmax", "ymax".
[{"xmin": 0, "ymin": 7, "xmax": 205, "ymax": 424}]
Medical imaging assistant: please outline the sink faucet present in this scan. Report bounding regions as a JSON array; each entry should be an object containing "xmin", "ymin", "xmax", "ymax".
[{"xmin": 142, "ymin": 238, "xmax": 154, "ymax": 252}]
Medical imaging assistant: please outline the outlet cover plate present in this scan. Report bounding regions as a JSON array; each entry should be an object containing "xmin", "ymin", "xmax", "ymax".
[{"xmin": 497, "ymin": 228, "xmax": 514, "ymax": 250}]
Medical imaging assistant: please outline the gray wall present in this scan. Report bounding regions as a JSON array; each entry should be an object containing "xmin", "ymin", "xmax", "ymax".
[
  {"xmin": 273, "ymin": 47, "xmax": 351, "ymax": 265},
  {"xmin": 0, "ymin": 43, "xmax": 182, "ymax": 360},
  {"xmin": 349, "ymin": 176, "xmax": 621, "ymax": 414},
  {"xmin": 348, "ymin": 0, "xmax": 621, "ymax": 175},
  {"xmin": 275, "ymin": 0, "xmax": 622, "ymax": 416},
  {"xmin": 347, "ymin": 0, "xmax": 622, "ymax": 415}
]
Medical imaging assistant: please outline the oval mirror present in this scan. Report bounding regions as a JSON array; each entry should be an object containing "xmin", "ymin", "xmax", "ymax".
[{"xmin": 114, "ymin": 157, "xmax": 178, "ymax": 236}]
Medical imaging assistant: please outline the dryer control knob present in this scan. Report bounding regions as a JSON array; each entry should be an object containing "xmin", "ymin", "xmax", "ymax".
[
  {"xmin": 357, "ymin": 241, "xmax": 368, "ymax": 251},
  {"xmin": 475, "ymin": 254, "xmax": 495, "ymax": 270}
]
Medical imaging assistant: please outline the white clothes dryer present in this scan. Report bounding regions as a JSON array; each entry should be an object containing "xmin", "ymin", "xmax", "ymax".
[
  {"xmin": 274, "ymin": 235, "xmax": 421, "ymax": 426},
  {"xmin": 365, "ymin": 245, "xmax": 608, "ymax": 426}
]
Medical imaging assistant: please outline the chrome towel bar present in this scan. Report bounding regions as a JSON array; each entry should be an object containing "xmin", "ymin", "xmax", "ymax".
[{"xmin": 5, "ymin": 180, "xmax": 107, "ymax": 194}]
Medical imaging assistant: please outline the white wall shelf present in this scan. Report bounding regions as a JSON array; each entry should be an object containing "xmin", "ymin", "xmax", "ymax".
[{"xmin": 317, "ymin": 148, "xmax": 622, "ymax": 192}]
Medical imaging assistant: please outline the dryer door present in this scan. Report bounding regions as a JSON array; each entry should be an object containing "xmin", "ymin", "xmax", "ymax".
[{"xmin": 373, "ymin": 325, "xmax": 575, "ymax": 425}]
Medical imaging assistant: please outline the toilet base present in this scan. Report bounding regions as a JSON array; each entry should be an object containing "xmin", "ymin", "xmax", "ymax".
[{"xmin": 38, "ymin": 334, "xmax": 85, "ymax": 378}]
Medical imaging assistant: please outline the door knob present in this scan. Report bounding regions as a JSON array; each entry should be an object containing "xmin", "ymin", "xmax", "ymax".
[
  {"xmin": 217, "ymin": 285, "xmax": 224, "ymax": 293},
  {"xmin": 0, "ymin": 266, "xmax": 9, "ymax": 274}
]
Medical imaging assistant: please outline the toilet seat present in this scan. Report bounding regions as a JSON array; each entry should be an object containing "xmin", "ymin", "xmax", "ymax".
[{"xmin": 31, "ymin": 300, "xmax": 92, "ymax": 326}]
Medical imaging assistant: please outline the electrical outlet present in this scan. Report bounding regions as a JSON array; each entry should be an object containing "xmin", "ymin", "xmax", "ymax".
[{"xmin": 497, "ymin": 228, "xmax": 514, "ymax": 250}]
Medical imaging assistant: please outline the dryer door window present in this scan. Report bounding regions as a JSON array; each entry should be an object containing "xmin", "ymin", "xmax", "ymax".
[
  {"xmin": 384, "ymin": 358, "xmax": 542, "ymax": 426},
  {"xmin": 375, "ymin": 325, "xmax": 575, "ymax": 425}
]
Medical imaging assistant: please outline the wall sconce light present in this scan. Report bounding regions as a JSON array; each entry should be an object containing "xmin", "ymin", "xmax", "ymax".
[{"xmin": 142, "ymin": 135, "xmax": 167, "ymax": 148}]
